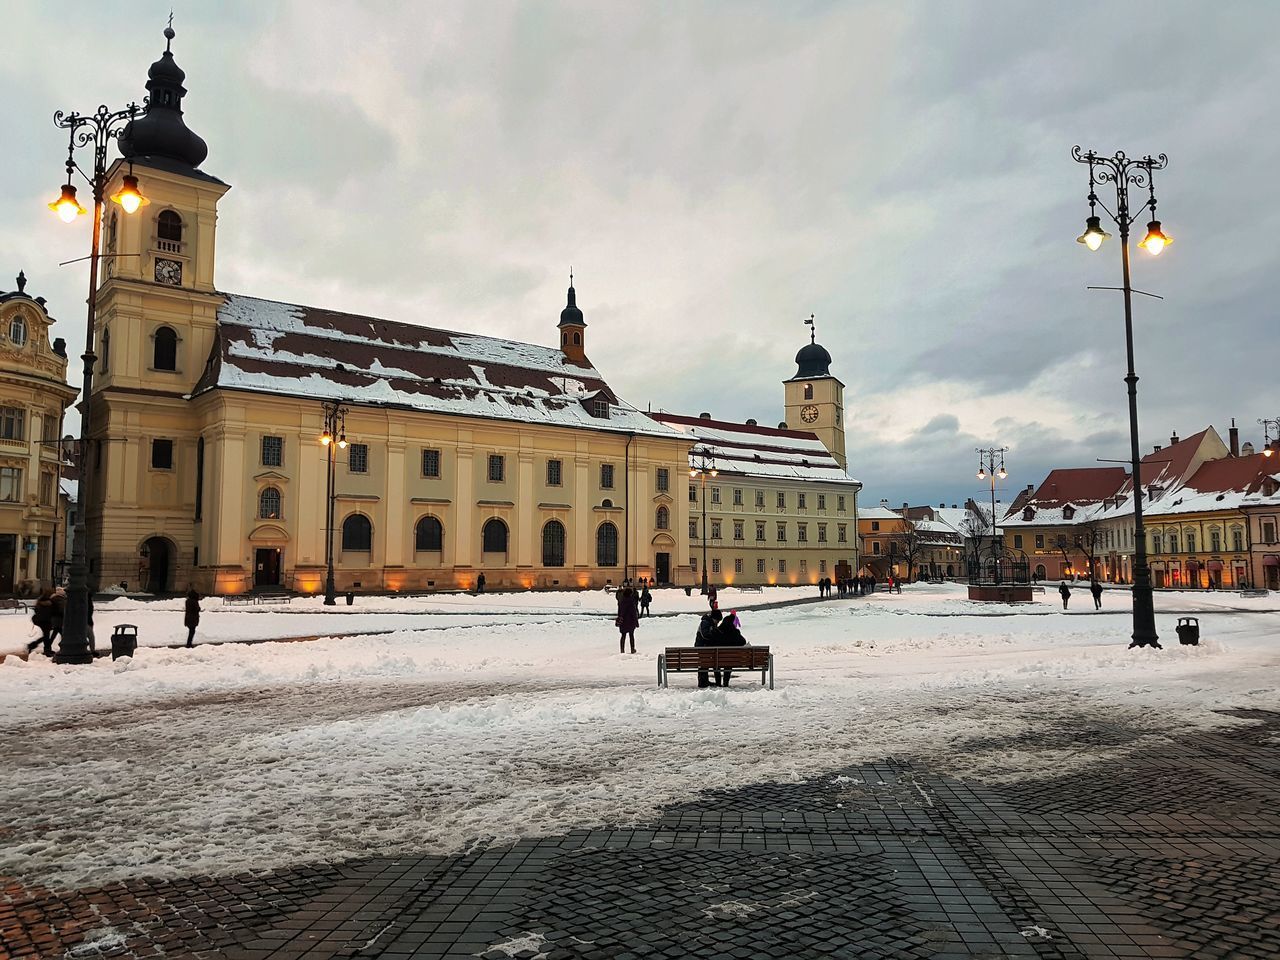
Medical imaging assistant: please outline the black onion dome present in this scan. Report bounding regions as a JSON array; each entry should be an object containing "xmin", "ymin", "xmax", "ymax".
[
  {"xmin": 118, "ymin": 26, "xmax": 209, "ymax": 169},
  {"xmin": 558, "ymin": 283, "xmax": 585, "ymax": 327},
  {"xmin": 794, "ymin": 341, "xmax": 832, "ymax": 378}
]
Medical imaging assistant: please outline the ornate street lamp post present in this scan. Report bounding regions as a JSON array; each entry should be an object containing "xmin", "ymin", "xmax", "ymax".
[
  {"xmin": 689, "ymin": 447, "xmax": 717, "ymax": 594},
  {"xmin": 318, "ymin": 401, "xmax": 348, "ymax": 605},
  {"xmin": 976, "ymin": 447, "xmax": 1007, "ymax": 582},
  {"xmin": 47, "ymin": 103, "xmax": 146, "ymax": 664},
  {"xmin": 1259, "ymin": 418, "xmax": 1279, "ymax": 458},
  {"xmin": 1072, "ymin": 146, "xmax": 1173, "ymax": 649}
]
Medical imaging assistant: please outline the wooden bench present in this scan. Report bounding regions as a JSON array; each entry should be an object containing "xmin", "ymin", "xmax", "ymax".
[
  {"xmin": 658, "ymin": 646, "xmax": 773, "ymax": 689},
  {"xmin": 1240, "ymin": 589, "xmax": 1269, "ymax": 598},
  {"xmin": 254, "ymin": 594, "xmax": 293, "ymax": 605},
  {"xmin": 0, "ymin": 598, "xmax": 30, "ymax": 614},
  {"xmin": 735, "ymin": 585, "xmax": 763, "ymax": 594}
]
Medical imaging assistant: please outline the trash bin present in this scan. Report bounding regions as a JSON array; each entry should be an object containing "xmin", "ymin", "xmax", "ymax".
[
  {"xmin": 345, "ymin": 591, "xmax": 355, "ymax": 606},
  {"xmin": 111, "ymin": 624, "xmax": 138, "ymax": 660},
  {"xmin": 1176, "ymin": 616, "xmax": 1200, "ymax": 646}
]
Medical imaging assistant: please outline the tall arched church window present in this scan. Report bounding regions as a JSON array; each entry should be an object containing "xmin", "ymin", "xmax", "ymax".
[
  {"xmin": 342, "ymin": 514, "xmax": 372, "ymax": 552},
  {"xmin": 157, "ymin": 210, "xmax": 183, "ymax": 249},
  {"xmin": 656, "ymin": 505, "xmax": 669, "ymax": 530},
  {"xmin": 542, "ymin": 520, "xmax": 566, "ymax": 567},
  {"xmin": 482, "ymin": 518, "xmax": 509, "ymax": 554},
  {"xmin": 415, "ymin": 515, "xmax": 443, "ymax": 552},
  {"xmin": 596, "ymin": 522, "xmax": 619, "ymax": 567},
  {"xmin": 153, "ymin": 326, "xmax": 178, "ymax": 371},
  {"xmin": 258, "ymin": 486, "xmax": 282, "ymax": 520}
]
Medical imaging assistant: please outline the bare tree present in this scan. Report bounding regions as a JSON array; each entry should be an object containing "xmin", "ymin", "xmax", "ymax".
[
  {"xmin": 1076, "ymin": 520, "xmax": 1105, "ymax": 582},
  {"xmin": 959, "ymin": 507, "xmax": 993, "ymax": 578},
  {"xmin": 887, "ymin": 519, "xmax": 924, "ymax": 582}
]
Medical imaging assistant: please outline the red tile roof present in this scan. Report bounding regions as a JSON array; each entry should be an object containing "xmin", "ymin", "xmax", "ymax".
[{"xmin": 1030, "ymin": 467, "xmax": 1130, "ymax": 508}]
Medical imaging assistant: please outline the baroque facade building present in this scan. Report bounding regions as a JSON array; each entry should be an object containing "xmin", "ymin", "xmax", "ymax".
[
  {"xmin": 73, "ymin": 33, "xmax": 859, "ymax": 594},
  {"xmin": 0, "ymin": 274, "xmax": 78, "ymax": 592}
]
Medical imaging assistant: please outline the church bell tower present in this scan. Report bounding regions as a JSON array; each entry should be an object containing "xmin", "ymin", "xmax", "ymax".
[{"xmin": 782, "ymin": 320, "xmax": 847, "ymax": 469}]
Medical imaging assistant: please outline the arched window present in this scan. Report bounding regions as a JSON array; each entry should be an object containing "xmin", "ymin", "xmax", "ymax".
[
  {"xmin": 656, "ymin": 505, "xmax": 669, "ymax": 530},
  {"xmin": 8, "ymin": 315, "xmax": 26, "ymax": 347},
  {"xmin": 803, "ymin": 383, "xmax": 813, "ymax": 400},
  {"xmin": 542, "ymin": 520, "xmax": 566, "ymax": 567},
  {"xmin": 157, "ymin": 210, "xmax": 183, "ymax": 245},
  {"xmin": 101, "ymin": 325, "xmax": 111, "ymax": 373},
  {"xmin": 153, "ymin": 326, "xmax": 178, "ymax": 371},
  {"xmin": 573, "ymin": 332, "xmax": 581, "ymax": 345},
  {"xmin": 596, "ymin": 521, "xmax": 619, "ymax": 567},
  {"xmin": 342, "ymin": 514, "xmax": 372, "ymax": 552},
  {"xmin": 415, "ymin": 515, "xmax": 443, "ymax": 552},
  {"xmin": 258, "ymin": 486, "xmax": 282, "ymax": 520},
  {"xmin": 482, "ymin": 518, "xmax": 508, "ymax": 554}
]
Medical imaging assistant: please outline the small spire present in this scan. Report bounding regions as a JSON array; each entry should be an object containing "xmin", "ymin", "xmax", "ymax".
[
  {"xmin": 569, "ymin": 266, "xmax": 574, "ymax": 288},
  {"xmin": 804, "ymin": 313, "xmax": 815, "ymax": 344},
  {"xmin": 16, "ymin": 270, "xmax": 26, "ymax": 293},
  {"xmin": 165, "ymin": 13, "xmax": 175, "ymax": 51}
]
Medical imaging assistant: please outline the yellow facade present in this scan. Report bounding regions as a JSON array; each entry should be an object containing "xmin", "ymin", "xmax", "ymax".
[{"xmin": 0, "ymin": 279, "xmax": 78, "ymax": 593}]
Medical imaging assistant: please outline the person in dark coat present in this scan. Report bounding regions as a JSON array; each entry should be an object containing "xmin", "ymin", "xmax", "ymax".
[
  {"xmin": 616, "ymin": 584, "xmax": 640, "ymax": 654},
  {"xmin": 47, "ymin": 588, "xmax": 66, "ymax": 654},
  {"xmin": 693, "ymin": 609, "xmax": 723, "ymax": 688},
  {"xmin": 184, "ymin": 588, "xmax": 202, "ymax": 648},
  {"xmin": 713, "ymin": 610, "xmax": 748, "ymax": 687},
  {"xmin": 476, "ymin": 573, "xmax": 486, "ymax": 594},
  {"xmin": 706, "ymin": 584, "xmax": 718, "ymax": 611},
  {"xmin": 1059, "ymin": 581, "xmax": 1071, "ymax": 610},
  {"xmin": 1090, "ymin": 580, "xmax": 1103, "ymax": 610},
  {"xmin": 640, "ymin": 583, "xmax": 652, "ymax": 617},
  {"xmin": 29, "ymin": 589, "xmax": 54, "ymax": 655}
]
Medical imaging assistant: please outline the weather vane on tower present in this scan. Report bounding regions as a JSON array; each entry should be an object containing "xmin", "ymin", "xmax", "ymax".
[{"xmin": 804, "ymin": 313, "xmax": 815, "ymax": 344}]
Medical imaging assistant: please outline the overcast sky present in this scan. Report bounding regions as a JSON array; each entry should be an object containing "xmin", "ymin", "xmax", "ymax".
[{"xmin": 3, "ymin": 1, "xmax": 1277, "ymax": 509}]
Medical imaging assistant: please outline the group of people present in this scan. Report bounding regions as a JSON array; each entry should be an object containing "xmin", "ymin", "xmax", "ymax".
[
  {"xmin": 693, "ymin": 608, "xmax": 748, "ymax": 687},
  {"xmin": 816, "ymin": 575, "xmax": 885, "ymax": 598},
  {"xmin": 25, "ymin": 587, "xmax": 203, "ymax": 657},
  {"xmin": 613, "ymin": 579, "xmax": 654, "ymax": 653},
  {"xmin": 1059, "ymin": 580, "xmax": 1105, "ymax": 611}
]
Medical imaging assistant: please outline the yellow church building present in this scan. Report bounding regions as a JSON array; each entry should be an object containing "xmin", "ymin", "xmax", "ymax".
[{"xmin": 76, "ymin": 31, "xmax": 859, "ymax": 595}]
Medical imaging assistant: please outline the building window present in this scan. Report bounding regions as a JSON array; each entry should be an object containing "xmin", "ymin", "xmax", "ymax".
[
  {"xmin": 415, "ymin": 515, "xmax": 443, "ymax": 552},
  {"xmin": 422, "ymin": 448, "xmax": 441, "ymax": 478},
  {"xmin": 691, "ymin": 557, "xmax": 698, "ymax": 572},
  {"xmin": 488, "ymin": 454, "xmax": 505, "ymax": 482},
  {"xmin": 779, "ymin": 558, "xmax": 787, "ymax": 573},
  {"xmin": 734, "ymin": 520, "xmax": 744, "ymax": 541},
  {"xmin": 871, "ymin": 521, "xmax": 880, "ymax": 532},
  {"xmin": 101, "ymin": 325, "xmax": 110, "ymax": 373},
  {"xmin": 798, "ymin": 493, "xmax": 807, "ymax": 509},
  {"xmin": 151, "ymin": 438, "xmax": 174, "ymax": 470},
  {"xmin": 735, "ymin": 558, "xmax": 743, "ymax": 574},
  {"xmin": 261, "ymin": 435, "xmax": 283, "ymax": 467},
  {"xmin": 711, "ymin": 486, "xmax": 721, "ymax": 504},
  {"xmin": 1035, "ymin": 534, "xmax": 1045, "ymax": 550},
  {"xmin": 157, "ymin": 209, "xmax": 183, "ymax": 245},
  {"xmin": 776, "ymin": 491, "xmax": 786, "ymax": 509},
  {"xmin": 757, "ymin": 558, "xmax": 765, "ymax": 573},
  {"xmin": 39, "ymin": 472, "xmax": 54, "ymax": 506},
  {"xmin": 817, "ymin": 494, "xmax": 826, "ymax": 511},
  {"xmin": 800, "ymin": 559, "xmax": 807, "ymax": 572},
  {"xmin": 601, "ymin": 464, "xmax": 614, "ymax": 489},
  {"xmin": 1264, "ymin": 522, "xmax": 1276, "ymax": 545},
  {"xmin": 756, "ymin": 521, "xmax": 766, "ymax": 542},
  {"xmin": 592, "ymin": 399, "xmax": 609, "ymax": 418},
  {"xmin": 837, "ymin": 524, "xmax": 847, "ymax": 543},
  {"xmin": 656, "ymin": 505, "xmax": 670, "ymax": 530},
  {"xmin": 689, "ymin": 519, "xmax": 698, "ymax": 539},
  {"xmin": 872, "ymin": 541, "xmax": 880, "ymax": 555},
  {"xmin": 756, "ymin": 490, "xmax": 765, "ymax": 507},
  {"xmin": 153, "ymin": 326, "xmax": 178, "ymax": 371},
  {"xmin": 733, "ymin": 488, "xmax": 743, "ymax": 506},
  {"xmin": 342, "ymin": 514, "xmax": 372, "ymax": 552},
  {"xmin": 1210, "ymin": 530, "xmax": 1220, "ymax": 551},
  {"xmin": 712, "ymin": 558, "xmax": 721, "ymax": 574},
  {"xmin": 776, "ymin": 522, "xmax": 787, "ymax": 542},
  {"xmin": 482, "ymin": 518, "xmax": 509, "ymax": 553},
  {"xmin": 1013, "ymin": 534, "xmax": 1023, "ymax": 549},
  {"xmin": 804, "ymin": 383, "xmax": 813, "ymax": 400},
  {"xmin": 656, "ymin": 467, "xmax": 669, "ymax": 493},
  {"xmin": 1233, "ymin": 529, "xmax": 1244, "ymax": 551},
  {"xmin": 195, "ymin": 436, "xmax": 204, "ymax": 520},
  {"xmin": 546, "ymin": 459, "xmax": 562, "ymax": 486},
  {"xmin": 818, "ymin": 524, "xmax": 827, "ymax": 543},
  {"xmin": 348, "ymin": 443, "xmax": 369, "ymax": 474},
  {"xmin": 797, "ymin": 523, "xmax": 808, "ymax": 542},
  {"xmin": 1169, "ymin": 534, "xmax": 1178, "ymax": 553},
  {"xmin": 1187, "ymin": 532, "xmax": 1196, "ymax": 553},
  {"xmin": 542, "ymin": 520, "xmax": 566, "ymax": 567},
  {"xmin": 258, "ymin": 486, "xmax": 282, "ymax": 520},
  {"xmin": 820, "ymin": 559, "xmax": 827, "ymax": 573},
  {"xmin": 711, "ymin": 520, "xmax": 722, "ymax": 540},
  {"xmin": 0, "ymin": 407, "xmax": 24, "ymax": 441},
  {"xmin": 596, "ymin": 522, "xmax": 619, "ymax": 566},
  {"xmin": 9, "ymin": 315, "xmax": 26, "ymax": 346},
  {"xmin": 837, "ymin": 495, "xmax": 846, "ymax": 512},
  {"xmin": 0, "ymin": 467, "xmax": 20, "ymax": 502}
]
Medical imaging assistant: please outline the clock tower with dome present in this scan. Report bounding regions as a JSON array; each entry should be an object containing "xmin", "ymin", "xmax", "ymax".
[{"xmin": 783, "ymin": 325, "xmax": 847, "ymax": 469}]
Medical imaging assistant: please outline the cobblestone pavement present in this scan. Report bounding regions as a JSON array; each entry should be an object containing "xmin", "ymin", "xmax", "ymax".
[{"xmin": 4, "ymin": 709, "xmax": 1280, "ymax": 959}]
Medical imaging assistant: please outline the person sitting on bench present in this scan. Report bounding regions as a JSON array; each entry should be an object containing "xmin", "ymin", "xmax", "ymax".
[
  {"xmin": 693, "ymin": 609, "xmax": 723, "ymax": 688},
  {"xmin": 713, "ymin": 610, "xmax": 748, "ymax": 687}
]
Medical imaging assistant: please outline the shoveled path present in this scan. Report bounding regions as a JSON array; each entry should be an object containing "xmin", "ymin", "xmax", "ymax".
[{"xmin": 4, "ymin": 708, "xmax": 1279, "ymax": 959}]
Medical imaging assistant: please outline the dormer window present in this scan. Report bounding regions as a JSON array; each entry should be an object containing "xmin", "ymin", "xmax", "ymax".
[
  {"xmin": 1022, "ymin": 507, "xmax": 1035, "ymax": 521},
  {"xmin": 8, "ymin": 315, "xmax": 26, "ymax": 347},
  {"xmin": 1063, "ymin": 505, "xmax": 1075, "ymax": 520},
  {"xmin": 591, "ymin": 399, "xmax": 609, "ymax": 418},
  {"xmin": 157, "ymin": 210, "xmax": 183, "ymax": 252}
]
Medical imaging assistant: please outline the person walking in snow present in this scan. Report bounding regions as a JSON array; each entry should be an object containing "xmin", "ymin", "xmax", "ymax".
[
  {"xmin": 616, "ymin": 582, "xmax": 640, "ymax": 654},
  {"xmin": 47, "ymin": 587, "xmax": 66, "ymax": 653},
  {"xmin": 1090, "ymin": 580, "xmax": 1103, "ymax": 610},
  {"xmin": 1059, "ymin": 581, "xmax": 1071, "ymax": 610},
  {"xmin": 29, "ymin": 589, "xmax": 54, "ymax": 655},
  {"xmin": 184, "ymin": 588, "xmax": 202, "ymax": 648},
  {"xmin": 640, "ymin": 582, "xmax": 652, "ymax": 617},
  {"xmin": 713, "ymin": 610, "xmax": 748, "ymax": 687},
  {"xmin": 476, "ymin": 573, "xmax": 486, "ymax": 594},
  {"xmin": 693, "ymin": 608, "xmax": 723, "ymax": 688},
  {"xmin": 706, "ymin": 583, "xmax": 718, "ymax": 611}
]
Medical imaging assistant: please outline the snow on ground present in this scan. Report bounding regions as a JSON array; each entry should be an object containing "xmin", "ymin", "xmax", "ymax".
[{"xmin": 0, "ymin": 582, "xmax": 1277, "ymax": 890}]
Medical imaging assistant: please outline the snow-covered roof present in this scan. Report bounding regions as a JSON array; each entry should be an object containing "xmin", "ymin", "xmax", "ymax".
[
  {"xmin": 1001, "ymin": 467, "xmax": 1129, "ymax": 528},
  {"xmin": 648, "ymin": 413, "xmax": 860, "ymax": 486},
  {"xmin": 913, "ymin": 518, "xmax": 964, "ymax": 545},
  {"xmin": 860, "ymin": 506, "xmax": 904, "ymax": 520},
  {"xmin": 196, "ymin": 294, "xmax": 684, "ymax": 440},
  {"xmin": 59, "ymin": 478, "xmax": 78, "ymax": 503}
]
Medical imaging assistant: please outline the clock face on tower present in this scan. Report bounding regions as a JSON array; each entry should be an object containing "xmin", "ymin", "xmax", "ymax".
[
  {"xmin": 800, "ymin": 404, "xmax": 820, "ymax": 424},
  {"xmin": 154, "ymin": 258, "xmax": 183, "ymax": 286}
]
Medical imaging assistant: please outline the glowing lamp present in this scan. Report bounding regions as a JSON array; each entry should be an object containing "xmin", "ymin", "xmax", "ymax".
[
  {"xmin": 320, "ymin": 430, "xmax": 333, "ymax": 446},
  {"xmin": 998, "ymin": 467, "xmax": 1007, "ymax": 479},
  {"xmin": 1076, "ymin": 215, "xmax": 1110, "ymax": 251},
  {"xmin": 977, "ymin": 469, "xmax": 986, "ymax": 480},
  {"xmin": 49, "ymin": 184, "xmax": 86, "ymax": 223},
  {"xmin": 109, "ymin": 174, "xmax": 148, "ymax": 214},
  {"xmin": 1137, "ymin": 220, "xmax": 1172, "ymax": 255},
  {"xmin": 337, "ymin": 434, "xmax": 348, "ymax": 450}
]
